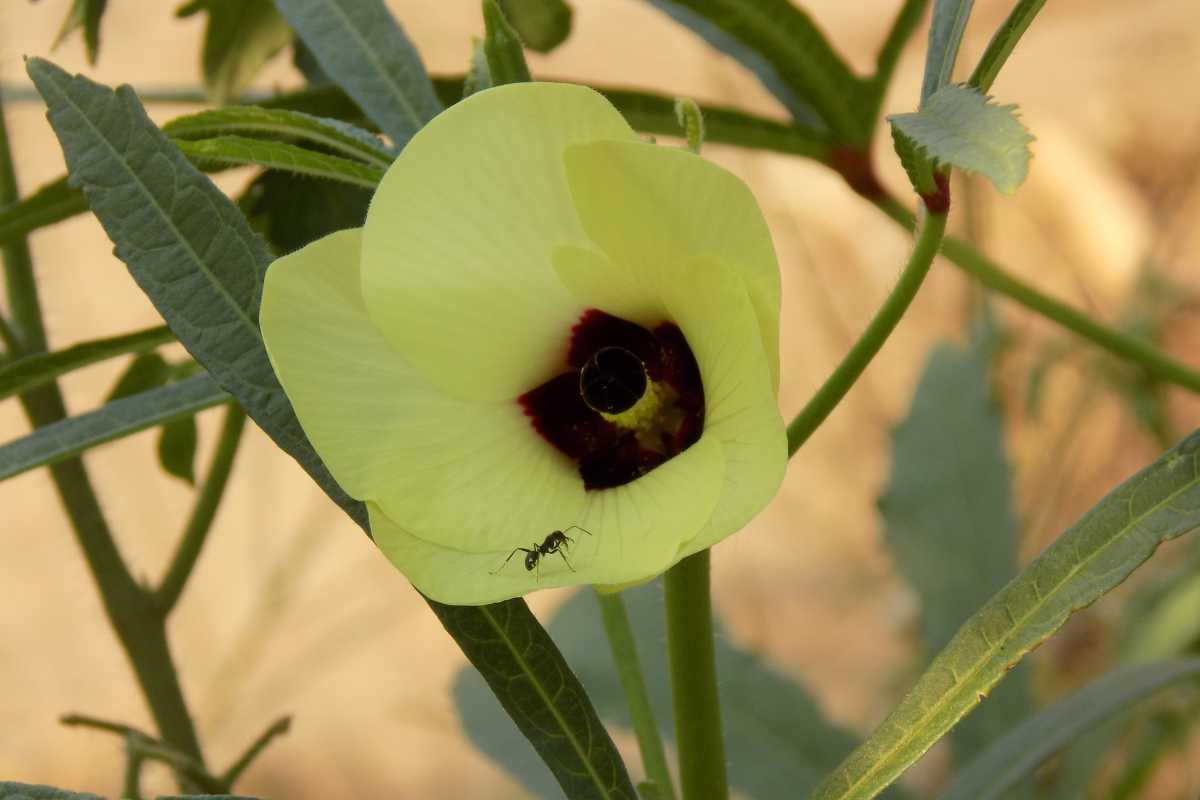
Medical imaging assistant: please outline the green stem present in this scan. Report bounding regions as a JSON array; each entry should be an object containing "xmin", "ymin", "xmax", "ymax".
[
  {"xmin": 220, "ymin": 715, "xmax": 292, "ymax": 788},
  {"xmin": 0, "ymin": 310, "xmax": 19, "ymax": 355},
  {"xmin": 787, "ymin": 206, "xmax": 949, "ymax": 456},
  {"xmin": 0, "ymin": 87, "xmax": 206, "ymax": 773},
  {"xmin": 663, "ymin": 550, "xmax": 726, "ymax": 800},
  {"xmin": 876, "ymin": 197, "xmax": 1200, "ymax": 396},
  {"xmin": 156, "ymin": 404, "xmax": 247, "ymax": 613},
  {"xmin": 595, "ymin": 590, "xmax": 677, "ymax": 799}
]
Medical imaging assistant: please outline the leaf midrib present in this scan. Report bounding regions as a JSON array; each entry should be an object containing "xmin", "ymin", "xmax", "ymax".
[
  {"xmin": 834, "ymin": 454, "xmax": 1200, "ymax": 799},
  {"xmin": 319, "ymin": 0, "xmax": 428, "ymax": 136},
  {"xmin": 479, "ymin": 604, "xmax": 616, "ymax": 798}
]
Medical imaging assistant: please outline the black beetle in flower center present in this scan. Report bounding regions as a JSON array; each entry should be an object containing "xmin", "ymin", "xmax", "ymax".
[{"xmin": 519, "ymin": 309, "xmax": 705, "ymax": 490}]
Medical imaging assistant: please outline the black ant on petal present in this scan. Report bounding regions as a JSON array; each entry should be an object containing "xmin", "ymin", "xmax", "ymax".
[{"xmin": 491, "ymin": 526, "xmax": 592, "ymax": 579}]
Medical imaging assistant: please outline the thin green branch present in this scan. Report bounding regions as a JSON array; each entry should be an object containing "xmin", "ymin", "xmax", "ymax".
[
  {"xmin": 61, "ymin": 713, "xmax": 221, "ymax": 793},
  {"xmin": 595, "ymin": 590, "xmax": 677, "ymax": 800},
  {"xmin": 664, "ymin": 550, "xmax": 726, "ymax": 800},
  {"xmin": 787, "ymin": 206, "xmax": 949, "ymax": 456},
  {"xmin": 156, "ymin": 404, "xmax": 247, "ymax": 614},
  {"xmin": 220, "ymin": 715, "xmax": 292, "ymax": 788},
  {"xmin": 968, "ymin": 0, "xmax": 1048, "ymax": 93},
  {"xmin": 0, "ymin": 310, "xmax": 19, "ymax": 355},
  {"xmin": 0, "ymin": 86, "xmax": 206, "ymax": 773},
  {"xmin": 875, "ymin": 197, "xmax": 1200, "ymax": 396}
]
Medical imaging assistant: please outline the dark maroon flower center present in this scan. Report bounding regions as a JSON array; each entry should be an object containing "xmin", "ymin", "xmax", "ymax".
[{"xmin": 519, "ymin": 310, "xmax": 705, "ymax": 490}]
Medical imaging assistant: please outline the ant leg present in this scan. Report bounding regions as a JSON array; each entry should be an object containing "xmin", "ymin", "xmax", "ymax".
[
  {"xmin": 490, "ymin": 547, "xmax": 528, "ymax": 575},
  {"xmin": 557, "ymin": 549, "xmax": 576, "ymax": 572}
]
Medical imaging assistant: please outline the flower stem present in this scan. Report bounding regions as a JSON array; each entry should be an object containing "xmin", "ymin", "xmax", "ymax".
[
  {"xmin": 156, "ymin": 404, "xmax": 246, "ymax": 613},
  {"xmin": 787, "ymin": 205, "xmax": 949, "ymax": 456},
  {"xmin": 595, "ymin": 590, "xmax": 677, "ymax": 799},
  {"xmin": 663, "ymin": 549, "xmax": 726, "ymax": 800},
  {"xmin": 875, "ymin": 196, "xmax": 1200, "ymax": 396}
]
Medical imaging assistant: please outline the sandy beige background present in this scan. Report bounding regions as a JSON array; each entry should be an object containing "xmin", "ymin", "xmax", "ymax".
[{"xmin": 2, "ymin": 0, "xmax": 1200, "ymax": 797}]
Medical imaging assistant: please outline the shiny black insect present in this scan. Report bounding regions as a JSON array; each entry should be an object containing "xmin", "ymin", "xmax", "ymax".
[{"xmin": 492, "ymin": 526, "xmax": 592, "ymax": 578}]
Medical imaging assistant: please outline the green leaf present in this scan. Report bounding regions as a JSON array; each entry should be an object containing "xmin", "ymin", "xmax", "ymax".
[
  {"xmin": 51, "ymin": 0, "xmax": 108, "ymax": 64},
  {"xmin": 434, "ymin": 599, "xmax": 638, "ymax": 800},
  {"xmin": 30, "ymin": 61, "xmax": 634, "ymax": 799},
  {"xmin": 0, "ymin": 326, "xmax": 172, "ymax": 401},
  {"xmin": 0, "ymin": 784, "xmax": 102, "ymax": 800},
  {"xmin": 810, "ymin": 427, "xmax": 1200, "ymax": 800},
  {"xmin": 163, "ymin": 106, "xmax": 392, "ymax": 167},
  {"xmin": 921, "ymin": 0, "xmax": 975, "ymax": 104},
  {"xmin": 939, "ymin": 659, "xmax": 1200, "ymax": 800},
  {"xmin": 239, "ymin": 170, "xmax": 372, "ymax": 254},
  {"xmin": 461, "ymin": 39, "xmax": 494, "ymax": 98},
  {"xmin": 968, "ymin": 0, "xmax": 1047, "ymax": 94},
  {"xmin": 498, "ymin": 0, "xmax": 573, "ymax": 53},
  {"xmin": 26, "ymin": 57, "xmax": 368, "ymax": 529},
  {"xmin": 646, "ymin": 0, "xmax": 866, "ymax": 140},
  {"xmin": 881, "ymin": 340, "xmax": 1033, "ymax": 767},
  {"xmin": 159, "ymin": 414, "xmax": 198, "ymax": 484},
  {"xmin": 890, "ymin": 125, "xmax": 936, "ymax": 197},
  {"xmin": 1123, "ymin": 571, "xmax": 1200, "ymax": 663},
  {"xmin": 483, "ymin": 0, "xmax": 533, "ymax": 85},
  {"xmin": 457, "ymin": 580, "xmax": 885, "ymax": 799},
  {"xmin": 888, "ymin": 83, "xmax": 1033, "ymax": 194},
  {"xmin": 862, "ymin": 0, "xmax": 930, "ymax": 124},
  {"xmin": 0, "ymin": 374, "xmax": 229, "ymax": 482},
  {"xmin": 0, "ymin": 175, "xmax": 88, "ymax": 247},
  {"xmin": 172, "ymin": 135, "xmax": 385, "ymax": 188},
  {"xmin": 106, "ymin": 352, "xmax": 172, "ymax": 402},
  {"xmin": 274, "ymin": 0, "xmax": 442, "ymax": 147},
  {"xmin": 176, "ymin": 0, "xmax": 292, "ymax": 105}
]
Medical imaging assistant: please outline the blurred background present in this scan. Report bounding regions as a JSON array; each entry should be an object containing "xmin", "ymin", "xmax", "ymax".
[{"xmin": 2, "ymin": 0, "xmax": 1200, "ymax": 796}]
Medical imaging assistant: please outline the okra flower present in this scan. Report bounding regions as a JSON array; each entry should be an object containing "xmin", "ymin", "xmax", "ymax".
[{"xmin": 260, "ymin": 83, "xmax": 786, "ymax": 605}]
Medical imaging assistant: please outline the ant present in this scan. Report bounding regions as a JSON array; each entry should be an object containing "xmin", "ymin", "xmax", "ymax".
[{"xmin": 492, "ymin": 526, "xmax": 593, "ymax": 579}]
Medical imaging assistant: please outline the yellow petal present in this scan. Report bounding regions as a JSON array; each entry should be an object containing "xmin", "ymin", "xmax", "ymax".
[{"xmin": 361, "ymin": 83, "xmax": 640, "ymax": 401}]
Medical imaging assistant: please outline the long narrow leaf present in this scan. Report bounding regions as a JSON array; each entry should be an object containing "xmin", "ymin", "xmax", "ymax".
[
  {"xmin": 274, "ymin": 0, "xmax": 441, "ymax": 147},
  {"xmin": 968, "ymin": 0, "xmax": 1047, "ymax": 93},
  {"xmin": 436, "ymin": 600, "xmax": 638, "ymax": 799},
  {"xmin": 940, "ymin": 659, "xmax": 1200, "ymax": 800},
  {"xmin": 0, "ymin": 176, "xmax": 88, "ymax": 247},
  {"xmin": 646, "ymin": 0, "xmax": 866, "ymax": 140},
  {"xmin": 0, "ymin": 325, "xmax": 173, "ymax": 400},
  {"xmin": 29, "ymin": 59, "xmax": 637, "ymax": 798},
  {"xmin": 921, "ymin": 0, "xmax": 975, "ymax": 105},
  {"xmin": 882, "ymin": 340, "xmax": 1033, "ymax": 766},
  {"xmin": 812, "ymin": 427, "xmax": 1200, "ymax": 800},
  {"xmin": 173, "ymin": 136, "xmax": 384, "ymax": 188},
  {"xmin": 27, "ymin": 57, "xmax": 367, "ymax": 529},
  {"xmin": 163, "ymin": 106, "xmax": 393, "ymax": 167},
  {"xmin": 0, "ymin": 374, "xmax": 228, "ymax": 481}
]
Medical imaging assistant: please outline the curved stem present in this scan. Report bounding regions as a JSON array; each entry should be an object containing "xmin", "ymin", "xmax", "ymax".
[
  {"xmin": 787, "ymin": 206, "xmax": 949, "ymax": 456},
  {"xmin": 663, "ymin": 550, "xmax": 726, "ymax": 800},
  {"xmin": 156, "ymin": 404, "xmax": 247, "ymax": 613},
  {"xmin": 875, "ymin": 196, "xmax": 1200, "ymax": 396},
  {"xmin": 595, "ymin": 590, "xmax": 677, "ymax": 799}
]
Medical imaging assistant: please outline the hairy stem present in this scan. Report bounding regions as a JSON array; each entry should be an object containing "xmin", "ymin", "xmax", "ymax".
[
  {"xmin": 596, "ymin": 590, "xmax": 677, "ymax": 799},
  {"xmin": 787, "ymin": 205, "xmax": 949, "ymax": 456},
  {"xmin": 0, "ymin": 87, "xmax": 205, "ymax": 772},
  {"xmin": 157, "ymin": 404, "xmax": 246, "ymax": 613},
  {"xmin": 664, "ymin": 550, "xmax": 726, "ymax": 800}
]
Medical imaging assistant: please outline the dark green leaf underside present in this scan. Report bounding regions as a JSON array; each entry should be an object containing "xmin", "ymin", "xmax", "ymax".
[{"xmin": 0, "ymin": 374, "xmax": 228, "ymax": 481}]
